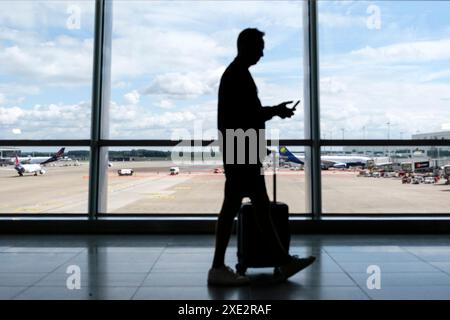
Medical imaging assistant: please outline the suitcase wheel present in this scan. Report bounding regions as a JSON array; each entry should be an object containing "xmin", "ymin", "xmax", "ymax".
[
  {"xmin": 273, "ymin": 267, "xmax": 282, "ymax": 276},
  {"xmin": 236, "ymin": 263, "xmax": 247, "ymax": 276}
]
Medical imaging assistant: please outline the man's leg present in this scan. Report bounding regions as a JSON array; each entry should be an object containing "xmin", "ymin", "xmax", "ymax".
[
  {"xmin": 212, "ymin": 177, "xmax": 243, "ymax": 268},
  {"xmin": 248, "ymin": 174, "xmax": 291, "ymax": 265}
]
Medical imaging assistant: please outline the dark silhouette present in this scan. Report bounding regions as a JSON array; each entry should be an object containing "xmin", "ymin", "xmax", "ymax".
[{"xmin": 208, "ymin": 28, "xmax": 315, "ymax": 286}]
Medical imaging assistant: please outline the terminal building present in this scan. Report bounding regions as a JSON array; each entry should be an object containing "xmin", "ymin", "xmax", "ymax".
[{"xmin": 412, "ymin": 130, "xmax": 450, "ymax": 140}]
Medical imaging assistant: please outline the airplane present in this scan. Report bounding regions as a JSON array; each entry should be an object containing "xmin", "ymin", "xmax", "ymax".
[
  {"xmin": 14, "ymin": 156, "xmax": 46, "ymax": 176},
  {"xmin": 279, "ymin": 146, "xmax": 372, "ymax": 169},
  {"xmin": 12, "ymin": 148, "xmax": 65, "ymax": 165}
]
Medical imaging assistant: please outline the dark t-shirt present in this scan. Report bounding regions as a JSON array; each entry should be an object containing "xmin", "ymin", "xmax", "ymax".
[{"xmin": 217, "ymin": 58, "xmax": 268, "ymax": 171}]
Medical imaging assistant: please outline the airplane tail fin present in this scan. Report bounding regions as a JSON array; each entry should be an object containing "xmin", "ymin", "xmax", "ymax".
[
  {"xmin": 40, "ymin": 147, "xmax": 65, "ymax": 165},
  {"xmin": 55, "ymin": 147, "xmax": 65, "ymax": 158},
  {"xmin": 14, "ymin": 155, "xmax": 20, "ymax": 167},
  {"xmin": 279, "ymin": 146, "xmax": 304, "ymax": 164}
]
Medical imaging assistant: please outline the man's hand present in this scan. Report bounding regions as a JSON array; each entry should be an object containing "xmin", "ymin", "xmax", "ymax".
[{"xmin": 274, "ymin": 101, "xmax": 297, "ymax": 119}]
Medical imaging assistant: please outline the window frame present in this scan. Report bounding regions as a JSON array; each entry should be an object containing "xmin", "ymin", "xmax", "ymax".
[{"xmin": 0, "ymin": 0, "xmax": 449, "ymax": 225}]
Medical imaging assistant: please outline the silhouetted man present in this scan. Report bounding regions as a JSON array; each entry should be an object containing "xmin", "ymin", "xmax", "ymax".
[{"xmin": 208, "ymin": 28, "xmax": 315, "ymax": 286}]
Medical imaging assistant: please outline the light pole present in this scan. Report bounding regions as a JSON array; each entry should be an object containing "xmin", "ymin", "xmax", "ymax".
[
  {"xmin": 387, "ymin": 121, "xmax": 390, "ymax": 140},
  {"xmin": 330, "ymin": 130, "xmax": 333, "ymax": 154},
  {"xmin": 386, "ymin": 122, "xmax": 391, "ymax": 157}
]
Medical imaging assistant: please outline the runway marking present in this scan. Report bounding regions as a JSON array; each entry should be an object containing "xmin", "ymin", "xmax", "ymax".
[
  {"xmin": 174, "ymin": 186, "xmax": 191, "ymax": 190},
  {"xmin": 145, "ymin": 193, "xmax": 176, "ymax": 200},
  {"xmin": 14, "ymin": 207, "xmax": 40, "ymax": 213}
]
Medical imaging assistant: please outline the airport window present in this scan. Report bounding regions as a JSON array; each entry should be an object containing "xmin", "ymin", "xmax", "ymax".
[
  {"xmin": 109, "ymin": 0, "xmax": 304, "ymax": 140},
  {"xmin": 103, "ymin": 146, "xmax": 306, "ymax": 214},
  {"xmin": 0, "ymin": 146, "xmax": 90, "ymax": 214},
  {"xmin": 0, "ymin": 1, "xmax": 94, "ymax": 215},
  {"xmin": 98, "ymin": 0, "xmax": 307, "ymax": 215},
  {"xmin": 318, "ymin": 1, "xmax": 450, "ymax": 140},
  {"xmin": 316, "ymin": 1, "xmax": 450, "ymax": 216},
  {"xmin": 1, "ymin": 0, "xmax": 449, "ymax": 219},
  {"xmin": 0, "ymin": 1, "xmax": 95, "ymax": 140},
  {"xmin": 321, "ymin": 146, "xmax": 450, "ymax": 214}
]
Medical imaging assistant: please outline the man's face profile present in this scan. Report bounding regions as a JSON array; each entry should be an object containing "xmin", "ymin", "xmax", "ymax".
[{"xmin": 248, "ymin": 39, "xmax": 264, "ymax": 66}]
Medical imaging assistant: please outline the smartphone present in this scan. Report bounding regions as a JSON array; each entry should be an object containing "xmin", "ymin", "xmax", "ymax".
[{"xmin": 291, "ymin": 100, "xmax": 300, "ymax": 111}]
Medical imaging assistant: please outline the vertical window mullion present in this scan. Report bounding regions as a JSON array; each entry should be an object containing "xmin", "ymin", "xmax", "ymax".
[
  {"xmin": 303, "ymin": 0, "xmax": 322, "ymax": 219},
  {"xmin": 89, "ymin": 0, "xmax": 112, "ymax": 219}
]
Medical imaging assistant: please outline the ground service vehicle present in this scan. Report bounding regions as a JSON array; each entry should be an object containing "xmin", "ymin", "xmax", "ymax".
[{"xmin": 118, "ymin": 169, "xmax": 134, "ymax": 176}]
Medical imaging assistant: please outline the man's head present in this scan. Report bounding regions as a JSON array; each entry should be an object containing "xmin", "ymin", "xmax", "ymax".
[{"xmin": 237, "ymin": 28, "xmax": 265, "ymax": 66}]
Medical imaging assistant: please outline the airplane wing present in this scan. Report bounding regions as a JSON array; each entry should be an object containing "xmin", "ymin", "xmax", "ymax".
[{"xmin": 321, "ymin": 159, "xmax": 337, "ymax": 166}]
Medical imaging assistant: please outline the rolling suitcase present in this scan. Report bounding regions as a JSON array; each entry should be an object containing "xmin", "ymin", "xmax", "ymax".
[{"xmin": 235, "ymin": 153, "xmax": 291, "ymax": 276}]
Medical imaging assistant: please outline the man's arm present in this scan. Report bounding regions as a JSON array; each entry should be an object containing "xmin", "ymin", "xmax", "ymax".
[
  {"xmin": 261, "ymin": 106, "xmax": 279, "ymax": 122},
  {"xmin": 261, "ymin": 101, "xmax": 296, "ymax": 122}
]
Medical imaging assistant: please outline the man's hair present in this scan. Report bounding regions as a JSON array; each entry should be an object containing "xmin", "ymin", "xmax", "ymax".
[{"xmin": 237, "ymin": 28, "xmax": 265, "ymax": 54}]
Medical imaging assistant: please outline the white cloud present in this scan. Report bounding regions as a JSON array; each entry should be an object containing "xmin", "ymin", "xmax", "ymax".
[
  {"xmin": 0, "ymin": 83, "xmax": 40, "ymax": 97},
  {"xmin": 156, "ymin": 99, "xmax": 174, "ymax": 109},
  {"xmin": 109, "ymin": 102, "xmax": 199, "ymax": 138},
  {"xmin": 110, "ymin": 1, "xmax": 305, "ymax": 81},
  {"xmin": 422, "ymin": 69, "xmax": 450, "ymax": 82},
  {"xmin": 0, "ymin": 102, "xmax": 91, "ymax": 139},
  {"xmin": 124, "ymin": 90, "xmax": 140, "ymax": 105},
  {"xmin": 319, "ymin": 73, "xmax": 450, "ymax": 139},
  {"xmin": 0, "ymin": 93, "xmax": 5, "ymax": 105},
  {"xmin": 111, "ymin": 27, "xmax": 229, "ymax": 80},
  {"xmin": 12, "ymin": 128, "xmax": 21, "ymax": 135},
  {"xmin": 0, "ymin": 36, "xmax": 93, "ymax": 85},
  {"xmin": 112, "ymin": 81, "xmax": 130, "ymax": 89},
  {"xmin": 0, "ymin": 106, "xmax": 24, "ymax": 125},
  {"xmin": 318, "ymin": 12, "xmax": 366, "ymax": 29},
  {"xmin": 351, "ymin": 38, "xmax": 450, "ymax": 63},
  {"xmin": 0, "ymin": 1, "xmax": 95, "ymax": 30},
  {"xmin": 142, "ymin": 67, "xmax": 225, "ymax": 99},
  {"xmin": 320, "ymin": 77, "xmax": 346, "ymax": 95}
]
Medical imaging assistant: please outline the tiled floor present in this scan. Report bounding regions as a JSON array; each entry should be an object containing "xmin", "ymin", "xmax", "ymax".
[{"xmin": 1, "ymin": 234, "xmax": 450, "ymax": 300}]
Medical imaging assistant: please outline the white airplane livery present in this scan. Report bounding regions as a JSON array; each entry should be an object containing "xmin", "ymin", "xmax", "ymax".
[
  {"xmin": 12, "ymin": 148, "xmax": 65, "ymax": 165},
  {"xmin": 279, "ymin": 146, "xmax": 372, "ymax": 169},
  {"xmin": 14, "ymin": 156, "xmax": 46, "ymax": 176}
]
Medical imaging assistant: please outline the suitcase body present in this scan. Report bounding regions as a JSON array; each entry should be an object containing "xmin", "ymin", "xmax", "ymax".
[{"xmin": 236, "ymin": 201, "xmax": 291, "ymax": 276}]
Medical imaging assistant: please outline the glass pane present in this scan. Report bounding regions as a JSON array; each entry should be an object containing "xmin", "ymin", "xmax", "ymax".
[
  {"xmin": 0, "ymin": 146, "xmax": 89, "ymax": 213},
  {"xmin": 105, "ymin": 145, "xmax": 306, "ymax": 214},
  {"xmin": 110, "ymin": 0, "xmax": 304, "ymax": 139},
  {"xmin": 318, "ymin": 1, "xmax": 450, "ymax": 140},
  {"xmin": 0, "ymin": 1, "xmax": 95, "ymax": 139},
  {"xmin": 271, "ymin": 145, "xmax": 307, "ymax": 214},
  {"xmin": 321, "ymin": 146, "xmax": 450, "ymax": 214}
]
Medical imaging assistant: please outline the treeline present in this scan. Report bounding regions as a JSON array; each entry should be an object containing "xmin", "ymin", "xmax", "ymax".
[
  {"xmin": 66, "ymin": 149, "xmax": 172, "ymax": 160},
  {"xmin": 20, "ymin": 149, "xmax": 172, "ymax": 160},
  {"xmin": 109, "ymin": 149, "xmax": 171, "ymax": 158}
]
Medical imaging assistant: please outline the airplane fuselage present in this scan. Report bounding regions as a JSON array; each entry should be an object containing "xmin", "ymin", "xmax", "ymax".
[{"xmin": 15, "ymin": 164, "xmax": 46, "ymax": 176}]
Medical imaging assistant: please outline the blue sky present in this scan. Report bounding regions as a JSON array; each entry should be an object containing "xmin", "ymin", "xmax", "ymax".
[{"xmin": 1, "ymin": 0, "xmax": 450, "ymax": 142}]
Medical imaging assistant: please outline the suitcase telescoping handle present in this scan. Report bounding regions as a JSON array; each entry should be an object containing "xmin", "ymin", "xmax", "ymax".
[{"xmin": 273, "ymin": 150, "xmax": 277, "ymax": 204}]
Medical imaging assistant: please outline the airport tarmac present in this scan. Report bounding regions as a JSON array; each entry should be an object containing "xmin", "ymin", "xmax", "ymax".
[{"xmin": 0, "ymin": 161, "xmax": 449, "ymax": 214}]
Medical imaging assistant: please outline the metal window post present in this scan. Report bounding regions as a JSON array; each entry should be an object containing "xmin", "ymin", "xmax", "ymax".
[
  {"xmin": 303, "ymin": 0, "xmax": 322, "ymax": 219},
  {"xmin": 89, "ymin": 0, "xmax": 112, "ymax": 219}
]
